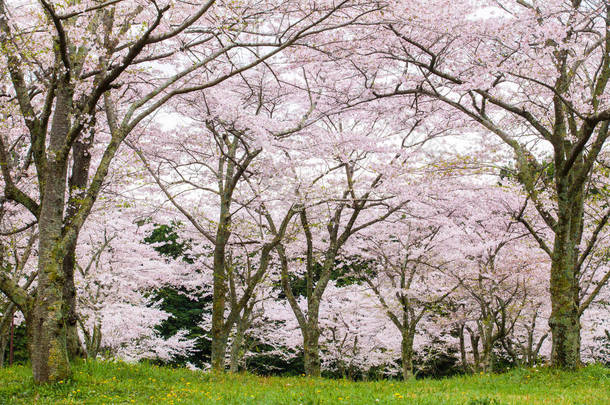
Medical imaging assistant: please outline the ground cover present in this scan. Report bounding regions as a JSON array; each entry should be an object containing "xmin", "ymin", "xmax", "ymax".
[{"xmin": 0, "ymin": 361, "xmax": 608, "ymax": 404}]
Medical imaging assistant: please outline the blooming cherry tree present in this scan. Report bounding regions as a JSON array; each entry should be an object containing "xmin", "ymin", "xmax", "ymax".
[{"xmin": 353, "ymin": 0, "xmax": 610, "ymax": 369}]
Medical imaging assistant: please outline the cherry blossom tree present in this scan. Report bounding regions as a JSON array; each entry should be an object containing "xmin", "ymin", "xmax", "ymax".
[
  {"xmin": 426, "ymin": 184, "xmax": 551, "ymax": 372},
  {"xmin": 75, "ymin": 206, "xmax": 196, "ymax": 362},
  {"xmin": 317, "ymin": 282, "xmax": 400, "ymax": 378},
  {"xmin": 354, "ymin": 0, "xmax": 610, "ymax": 369},
  {"xmin": 0, "ymin": 0, "xmax": 383, "ymax": 382},
  {"xmin": 352, "ymin": 196, "xmax": 458, "ymax": 380},
  {"xmin": 128, "ymin": 69, "xmax": 312, "ymax": 371},
  {"xmin": 245, "ymin": 281, "xmax": 402, "ymax": 377},
  {"xmin": 271, "ymin": 115, "xmax": 418, "ymax": 376}
]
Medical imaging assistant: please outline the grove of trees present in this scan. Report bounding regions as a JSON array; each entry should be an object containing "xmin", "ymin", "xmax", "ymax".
[{"xmin": 0, "ymin": 0, "xmax": 609, "ymax": 384}]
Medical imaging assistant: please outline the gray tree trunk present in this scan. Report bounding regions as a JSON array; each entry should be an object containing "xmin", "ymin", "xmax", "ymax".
[
  {"xmin": 29, "ymin": 84, "xmax": 72, "ymax": 383},
  {"xmin": 303, "ymin": 328, "xmax": 321, "ymax": 377}
]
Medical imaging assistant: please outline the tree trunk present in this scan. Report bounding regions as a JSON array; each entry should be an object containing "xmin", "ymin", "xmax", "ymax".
[
  {"xmin": 0, "ymin": 332, "xmax": 6, "ymax": 367},
  {"xmin": 458, "ymin": 324, "xmax": 469, "ymax": 373},
  {"xmin": 229, "ymin": 327, "xmax": 245, "ymax": 373},
  {"xmin": 229, "ymin": 307, "xmax": 253, "ymax": 373},
  {"xmin": 31, "ymin": 239, "xmax": 70, "ymax": 382},
  {"xmin": 525, "ymin": 323, "xmax": 535, "ymax": 367},
  {"xmin": 209, "ymin": 144, "xmax": 234, "ymax": 372},
  {"xmin": 63, "ymin": 139, "xmax": 92, "ymax": 360},
  {"xmin": 78, "ymin": 318, "xmax": 101, "ymax": 359},
  {"xmin": 481, "ymin": 341, "xmax": 493, "ymax": 373},
  {"xmin": 210, "ymin": 237, "xmax": 228, "ymax": 371},
  {"xmin": 469, "ymin": 332, "xmax": 481, "ymax": 371},
  {"xmin": 480, "ymin": 321, "xmax": 494, "ymax": 373},
  {"xmin": 548, "ymin": 240, "xmax": 581, "ymax": 369},
  {"xmin": 0, "ymin": 306, "xmax": 14, "ymax": 368},
  {"xmin": 86, "ymin": 323, "xmax": 102, "ymax": 359},
  {"xmin": 303, "ymin": 328, "xmax": 321, "ymax": 377},
  {"xmin": 401, "ymin": 332, "xmax": 415, "ymax": 380},
  {"xmin": 8, "ymin": 315, "xmax": 12, "ymax": 365},
  {"xmin": 62, "ymin": 246, "xmax": 83, "ymax": 360},
  {"xmin": 548, "ymin": 181, "xmax": 582, "ymax": 370},
  {"xmin": 30, "ymin": 93, "xmax": 72, "ymax": 382},
  {"xmin": 210, "ymin": 330, "xmax": 228, "ymax": 372}
]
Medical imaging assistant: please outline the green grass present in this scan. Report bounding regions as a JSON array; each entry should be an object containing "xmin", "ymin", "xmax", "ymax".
[{"xmin": 0, "ymin": 361, "xmax": 608, "ymax": 404}]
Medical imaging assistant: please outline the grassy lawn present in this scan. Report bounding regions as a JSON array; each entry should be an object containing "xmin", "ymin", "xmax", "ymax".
[{"xmin": 0, "ymin": 361, "xmax": 608, "ymax": 404}]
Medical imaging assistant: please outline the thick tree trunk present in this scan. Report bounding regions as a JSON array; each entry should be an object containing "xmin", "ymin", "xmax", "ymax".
[
  {"xmin": 401, "ymin": 332, "xmax": 415, "ymax": 380},
  {"xmin": 30, "ymin": 89, "xmax": 72, "ymax": 383},
  {"xmin": 548, "ymin": 184, "xmax": 582, "ymax": 370},
  {"xmin": 31, "ymin": 241, "xmax": 70, "ymax": 382},
  {"xmin": 30, "ymin": 252, "xmax": 70, "ymax": 383},
  {"xmin": 210, "ymin": 330, "xmax": 228, "ymax": 372},
  {"xmin": 481, "ymin": 341, "xmax": 493, "ymax": 373},
  {"xmin": 548, "ymin": 243, "xmax": 581, "ymax": 368},
  {"xmin": 303, "ymin": 328, "xmax": 321, "ymax": 377}
]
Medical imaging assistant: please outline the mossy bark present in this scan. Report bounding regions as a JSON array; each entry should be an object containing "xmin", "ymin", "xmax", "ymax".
[
  {"xmin": 210, "ymin": 330, "xmax": 229, "ymax": 372},
  {"xmin": 547, "ymin": 179, "xmax": 584, "ymax": 369},
  {"xmin": 303, "ymin": 328, "xmax": 321, "ymax": 377},
  {"xmin": 210, "ymin": 220, "xmax": 229, "ymax": 372},
  {"xmin": 29, "ymin": 84, "xmax": 72, "ymax": 384},
  {"xmin": 548, "ymin": 237, "xmax": 581, "ymax": 369},
  {"xmin": 30, "ymin": 235, "xmax": 70, "ymax": 383}
]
